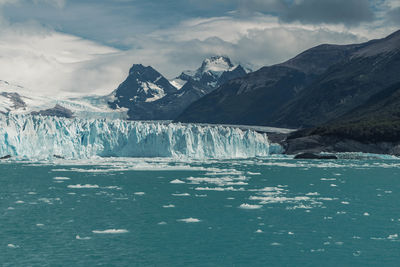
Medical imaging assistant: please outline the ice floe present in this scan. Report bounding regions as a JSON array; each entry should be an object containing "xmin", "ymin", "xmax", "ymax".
[
  {"xmin": 239, "ymin": 203, "xmax": 262, "ymax": 209},
  {"xmin": 92, "ymin": 229, "xmax": 129, "ymax": 234},
  {"xmin": 68, "ymin": 184, "xmax": 99, "ymax": 189},
  {"xmin": 177, "ymin": 218, "xmax": 201, "ymax": 223}
]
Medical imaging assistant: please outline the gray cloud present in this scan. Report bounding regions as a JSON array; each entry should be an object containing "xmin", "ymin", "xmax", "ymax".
[
  {"xmin": 387, "ymin": 7, "xmax": 400, "ymax": 25},
  {"xmin": 283, "ymin": 0, "xmax": 373, "ymax": 25},
  {"xmin": 239, "ymin": 0, "xmax": 374, "ymax": 26}
]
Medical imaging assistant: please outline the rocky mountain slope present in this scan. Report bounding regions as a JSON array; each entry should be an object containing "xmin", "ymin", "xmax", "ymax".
[
  {"xmin": 108, "ymin": 56, "xmax": 248, "ymax": 120},
  {"xmin": 176, "ymin": 30, "xmax": 400, "ymax": 129},
  {"xmin": 306, "ymin": 82, "xmax": 400, "ymax": 143}
]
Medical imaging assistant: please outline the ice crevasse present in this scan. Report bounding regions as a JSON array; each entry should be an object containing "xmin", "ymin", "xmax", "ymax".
[{"xmin": 0, "ymin": 115, "xmax": 281, "ymax": 160}]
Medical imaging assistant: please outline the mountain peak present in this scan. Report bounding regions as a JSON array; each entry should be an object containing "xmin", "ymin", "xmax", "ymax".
[
  {"xmin": 129, "ymin": 64, "xmax": 155, "ymax": 76},
  {"xmin": 199, "ymin": 56, "xmax": 235, "ymax": 73},
  {"xmin": 171, "ymin": 56, "xmax": 249, "ymax": 90}
]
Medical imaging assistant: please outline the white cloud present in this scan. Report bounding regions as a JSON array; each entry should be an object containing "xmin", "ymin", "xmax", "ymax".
[
  {"xmin": 0, "ymin": 22, "xmax": 129, "ymax": 95},
  {"xmin": 0, "ymin": 0, "xmax": 65, "ymax": 7},
  {"xmin": 0, "ymin": 0, "xmax": 18, "ymax": 5},
  {"xmin": 137, "ymin": 14, "xmax": 397, "ymax": 75},
  {"xmin": 386, "ymin": 0, "xmax": 400, "ymax": 9}
]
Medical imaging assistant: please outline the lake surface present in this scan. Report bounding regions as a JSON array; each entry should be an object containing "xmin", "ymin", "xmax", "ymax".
[{"xmin": 1, "ymin": 157, "xmax": 400, "ymax": 266}]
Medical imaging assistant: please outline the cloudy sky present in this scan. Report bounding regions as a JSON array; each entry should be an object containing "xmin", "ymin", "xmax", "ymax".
[{"xmin": 0, "ymin": 0, "xmax": 399, "ymax": 95}]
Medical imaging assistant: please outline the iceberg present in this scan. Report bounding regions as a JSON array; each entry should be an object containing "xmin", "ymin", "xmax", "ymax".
[{"xmin": 0, "ymin": 114, "xmax": 281, "ymax": 160}]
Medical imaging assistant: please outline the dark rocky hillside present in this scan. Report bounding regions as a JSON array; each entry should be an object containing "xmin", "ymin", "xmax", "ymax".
[
  {"xmin": 176, "ymin": 30, "xmax": 400, "ymax": 129},
  {"xmin": 308, "ymin": 82, "xmax": 400, "ymax": 143}
]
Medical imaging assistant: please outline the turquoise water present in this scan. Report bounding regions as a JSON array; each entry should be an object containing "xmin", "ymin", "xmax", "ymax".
[{"xmin": 1, "ymin": 158, "xmax": 400, "ymax": 266}]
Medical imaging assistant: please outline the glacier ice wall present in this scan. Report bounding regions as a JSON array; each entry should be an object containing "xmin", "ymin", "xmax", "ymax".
[{"xmin": 0, "ymin": 115, "xmax": 280, "ymax": 160}]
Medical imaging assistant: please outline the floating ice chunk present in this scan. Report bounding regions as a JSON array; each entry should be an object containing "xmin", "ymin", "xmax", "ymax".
[
  {"xmin": 53, "ymin": 177, "xmax": 70, "ymax": 180},
  {"xmin": 239, "ymin": 203, "xmax": 262, "ymax": 210},
  {"xmin": 353, "ymin": 251, "xmax": 362, "ymax": 257},
  {"xmin": 68, "ymin": 184, "xmax": 99, "ymax": 189},
  {"xmin": 187, "ymin": 176, "xmax": 247, "ymax": 186},
  {"xmin": 306, "ymin": 192, "xmax": 320, "ymax": 196},
  {"xmin": 7, "ymin": 244, "xmax": 19, "ymax": 249},
  {"xmin": 195, "ymin": 186, "xmax": 244, "ymax": 191},
  {"xmin": 318, "ymin": 197, "xmax": 336, "ymax": 201},
  {"xmin": 177, "ymin": 218, "xmax": 201, "ymax": 223},
  {"xmin": 92, "ymin": 229, "xmax": 129, "ymax": 234},
  {"xmin": 287, "ymin": 204, "xmax": 313, "ymax": 210},
  {"xmin": 172, "ymin": 193, "xmax": 190, "ymax": 196},
  {"xmin": 76, "ymin": 235, "xmax": 91, "ymax": 240},
  {"xmin": 103, "ymin": 186, "xmax": 122, "ymax": 190},
  {"xmin": 170, "ymin": 179, "xmax": 185, "ymax": 184},
  {"xmin": 270, "ymin": 242, "xmax": 282, "ymax": 246},
  {"xmin": 364, "ymin": 212, "xmax": 370, "ymax": 216},
  {"xmin": 310, "ymin": 248, "xmax": 325, "ymax": 252},
  {"xmin": 388, "ymin": 234, "xmax": 398, "ymax": 240}
]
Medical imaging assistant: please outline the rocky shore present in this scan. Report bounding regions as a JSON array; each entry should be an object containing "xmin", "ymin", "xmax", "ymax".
[{"xmin": 280, "ymin": 134, "xmax": 400, "ymax": 156}]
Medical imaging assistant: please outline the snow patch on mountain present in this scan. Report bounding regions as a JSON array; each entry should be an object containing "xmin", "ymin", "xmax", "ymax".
[
  {"xmin": 0, "ymin": 79, "xmax": 127, "ymax": 119},
  {"xmin": 170, "ymin": 56, "xmax": 250, "ymax": 90},
  {"xmin": 201, "ymin": 56, "xmax": 236, "ymax": 73},
  {"xmin": 170, "ymin": 78, "xmax": 187, "ymax": 90},
  {"xmin": 143, "ymin": 82, "xmax": 166, "ymax": 102}
]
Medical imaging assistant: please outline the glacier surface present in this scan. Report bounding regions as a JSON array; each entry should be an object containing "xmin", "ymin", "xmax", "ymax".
[{"xmin": 0, "ymin": 115, "xmax": 281, "ymax": 160}]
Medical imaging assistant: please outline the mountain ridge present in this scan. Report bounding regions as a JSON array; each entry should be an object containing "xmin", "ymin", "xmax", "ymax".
[
  {"xmin": 108, "ymin": 56, "xmax": 249, "ymax": 120},
  {"xmin": 176, "ymin": 30, "xmax": 400, "ymax": 129}
]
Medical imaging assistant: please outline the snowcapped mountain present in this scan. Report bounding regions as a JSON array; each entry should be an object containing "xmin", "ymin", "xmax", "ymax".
[
  {"xmin": 0, "ymin": 80, "xmax": 127, "ymax": 119},
  {"xmin": 110, "ymin": 64, "xmax": 177, "ymax": 105},
  {"xmin": 170, "ymin": 56, "xmax": 248, "ymax": 90},
  {"xmin": 0, "ymin": 56, "xmax": 250, "ymax": 121},
  {"xmin": 109, "ymin": 56, "xmax": 250, "ymax": 120}
]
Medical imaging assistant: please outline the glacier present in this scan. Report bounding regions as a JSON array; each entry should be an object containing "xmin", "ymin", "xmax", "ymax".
[{"xmin": 0, "ymin": 115, "xmax": 281, "ymax": 160}]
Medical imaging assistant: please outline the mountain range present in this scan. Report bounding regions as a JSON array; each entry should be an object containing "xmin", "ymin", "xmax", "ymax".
[
  {"xmin": 108, "ymin": 56, "xmax": 248, "ymax": 120},
  {"xmin": 0, "ymin": 56, "xmax": 248, "ymax": 120},
  {"xmin": 176, "ymin": 30, "xmax": 400, "ymax": 130}
]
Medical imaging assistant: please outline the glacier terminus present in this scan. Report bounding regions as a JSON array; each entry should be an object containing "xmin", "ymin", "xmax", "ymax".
[{"xmin": 0, "ymin": 114, "xmax": 281, "ymax": 160}]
